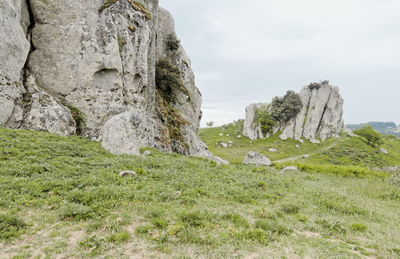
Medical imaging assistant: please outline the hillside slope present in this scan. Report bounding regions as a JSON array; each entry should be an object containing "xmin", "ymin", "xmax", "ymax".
[
  {"xmin": 1, "ymin": 127, "xmax": 400, "ymax": 258},
  {"xmin": 200, "ymin": 122, "xmax": 400, "ymax": 171}
]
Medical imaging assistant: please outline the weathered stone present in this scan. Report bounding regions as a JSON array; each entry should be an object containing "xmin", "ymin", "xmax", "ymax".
[
  {"xmin": 380, "ymin": 148, "xmax": 389, "ymax": 154},
  {"xmin": 101, "ymin": 110, "xmax": 152, "ymax": 156},
  {"xmin": 243, "ymin": 103, "xmax": 264, "ymax": 140},
  {"xmin": 282, "ymin": 166, "xmax": 298, "ymax": 172},
  {"xmin": 22, "ymin": 75, "xmax": 76, "ymax": 136},
  {"xmin": 142, "ymin": 150, "xmax": 151, "ymax": 157},
  {"xmin": 243, "ymin": 82, "xmax": 346, "ymax": 141},
  {"xmin": 268, "ymin": 148, "xmax": 278, "ymax": 152},
  {"xmin": 0, "ymin": 0, "xmax": 31, "ymax": 126},
  {"xmin": 303, "ymin": 154, "xmax": 310, "ymax": 159},
  {"xmin": 280, "ymin": 133, "xmax": 289, "ymax": 141},
  {"xmin": 242, "ymin": 151, "xmax": 272, "ymax": 166},
  {"xmin": 119, "ymin": 171, "xmax": 138, "ymax": 177},
  {"xmin": 310, "ymin": 138, "xmax": 321, "ymax": 144},
  {"xmin": 1, "ymin": 0, "xmax": 214, "ymax": 159}
]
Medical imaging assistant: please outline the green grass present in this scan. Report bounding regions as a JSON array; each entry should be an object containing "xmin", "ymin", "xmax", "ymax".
[
  {"xmin": 200, "ymin": 124, "xmax": 400, "ymax": 172},
  {"xmin": 0, "ymin": 127, "xmax": 400, "ymax": 258},
  {"xmin": 199, "ymin": 124, "xmax": 339, "ymax": 164}
]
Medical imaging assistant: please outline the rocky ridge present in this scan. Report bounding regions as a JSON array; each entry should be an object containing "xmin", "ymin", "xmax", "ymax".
[
  {"xmin": 0, "ymin": 0, "xmax": 217, "ymax": 160},
  {"xmin": 243, "ymin": 82, "xmax": 349, "ymax": 141}
]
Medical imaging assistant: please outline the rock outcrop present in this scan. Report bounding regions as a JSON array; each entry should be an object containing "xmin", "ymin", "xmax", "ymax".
[
  {"xmin": 242, "ymin": 151, "xmax": 272, "ymax": 166},
  {"xmin": 0, "ymin": 0, "xmax": 216, "ymax": 160},
  {"xmin": 243, "ymin": 82, "xmax": 348, "ymax": 141}
]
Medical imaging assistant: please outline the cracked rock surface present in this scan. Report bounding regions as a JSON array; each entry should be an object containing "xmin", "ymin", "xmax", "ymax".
[
  {"xmin": 0, "ymin": 0, "xmax": 217, "ymax": 160},
  {"xmin": 243, "ymin": 82, "xmax": 347, "ymax": 141}
]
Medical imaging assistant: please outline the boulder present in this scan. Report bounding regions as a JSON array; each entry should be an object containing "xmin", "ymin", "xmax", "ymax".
[
  {"xmin": 268, "ymin": 148, "xmax": 278, "ymax": 152},
  {"xmin": 282, "ymin": 166, "xmax": 298, "ymax": 172},
  {"xmin": 302, "ymin": 154, "xmax": 310, "ymax": 159},
  {"xmin": 380, "ymin": 148, "xmax": 389, "ymax": 154},
  {"xmin": 142, "ymin": 150, "xmax": 151, "ymax": 157},
  {"xmin": 310, "ymin": 138, "xmax": 321, "ymax": 144},
  {"xmin": 280, "ymin": 133, "xmax": 289, "ymax": 141},
  {"xmin": 119, "ymin": 171, "xmax": 138, "ymax": 177},
  {"xmin": 242, "ymin": 151, "xmax": 272, "ymax": 166},
  {"xmin": 101, "ymin": 110, "xmax": 152, "ymax": 156}
]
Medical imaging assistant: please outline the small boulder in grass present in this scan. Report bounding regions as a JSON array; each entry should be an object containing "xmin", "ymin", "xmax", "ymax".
[
  {"xmin": 310, "ymin": 138, "xmax": 320, "ymax": 144},
  {"xmin": 282, "ymin": 166, "xmax": 298, "ymax": 172},
  {"xmin": 243, "ymin": 151, "xmax": 272, "ymax": 166},
  {"xmin": 142, "ymin": 150, "xmax": 151, "ymax": 157},
  {"xmin": 268, "ymin": 148, "xmax": 278, "ymax": 152},
  {"xmin": 380, "ymin": 148, "xmax": 389, "ymax": 154},
  {"xmin": 119, "ymin": 171, "xmax": 137, "ymax": 177}
]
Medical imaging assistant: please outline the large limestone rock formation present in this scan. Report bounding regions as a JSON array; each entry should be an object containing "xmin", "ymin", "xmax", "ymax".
[
  {"xmin": 0, "ymin": 0, "xmax": 217, "ymax": 160},
  {"xmin": 243, "ymin": 82, "xmax": 347, "ymax": 141}
]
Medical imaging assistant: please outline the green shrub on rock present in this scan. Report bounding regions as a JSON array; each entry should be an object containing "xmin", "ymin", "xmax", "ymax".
[{"xmin": 270, "ymin": 90, "xmax": 302, "ymax": 123}]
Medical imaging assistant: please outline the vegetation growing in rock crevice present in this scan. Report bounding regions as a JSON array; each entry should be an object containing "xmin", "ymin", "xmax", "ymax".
[
  {"xmin": 166, "ymin": 33, "xmax": 180, "ymax": 52},
  {"xmin": 118, "ymin": 36, "xmax": 126, "ymax": 52},
  {"xmin": 98, "ymin": 0, "xmax": 118, "ymax": 13},
  {"xmin": 308, "ymin": 80, "xmax": 329, "ymax": 90},
  {"xmin": 127, "ymin": 0, "xmax": 152, "ymax": 20},
  {"xmin": 254, "ymin": 91, "xmax": 302, "ymax": 135},
  {"xmin": 155, "ymin": 59, "xmax": 190, "ymax": 103},
  {"xmin": 255, "ymin": 105, "xmax": 276, "ymax": 135},
  {"xmin": 270, "ymin": 90, "xmax": 302, "ymax": 123},
  {"xmin": 99, "ymin": 0, "xmax": 152, "ymax": 21},
  {"xmin": 156, "ymin": 91, "xmax": 189, "ymax": 153},
  {"xmin": 60, "ymin": 99, "xmax": 85, "ymax": 136}
]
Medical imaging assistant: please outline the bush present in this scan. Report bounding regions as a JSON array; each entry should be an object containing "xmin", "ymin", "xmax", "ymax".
[
  {"xmin": 0, "ymin": 214, "xmax": 26, "ymax": 240},
  {"xmin": 270, "ymin": 90, "xmax": 302, "ymax": 123},
  {"xmin": 255, "ymin": 105, "xmax": 276, "ymax": 135},
  {"xmin": 254, "ymin": 219, "xmax": 292, "ymax": 235},
  {"xmin": 280, "ymin": 204, "xmax": 300, "ymax": 215},
  {"xmin": 107, "ymin": 231, "xmax": 131, "ymax": 243},
  {"xmin": 354, "ymin": 125, "xmax": 383, "ymax": 147},
  {"xmin": 166, "ymin": 33, "xmax": 180, "ymax": 52},
  {"xmin": 275, "ymin": 162, "xmax": 387, "ymax": 178},
  {"xmin": 351, "ymin": 223, "xmax": 367, "ymax": 232},
  {"xmin": 155, "ymin": 59, "xmax": 188, "ymax": 103},
  {"xmin": 58, "ymin": 202, "xmax": 94, "ymax": 220},
  {"xmin": 308, "ymin": 80, "xmax": 329, "ymax": 90}
]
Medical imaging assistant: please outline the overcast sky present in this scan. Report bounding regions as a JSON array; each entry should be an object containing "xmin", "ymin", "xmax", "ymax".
[{"xmin": 160, "ymin": 0, "xmax": 400, "ymax": 127}]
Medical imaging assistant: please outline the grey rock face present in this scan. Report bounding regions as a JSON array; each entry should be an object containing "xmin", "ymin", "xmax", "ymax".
[
  {"xmin": 0, "ymin": 0, "xmax": 30, "ymax": 126},
  {"xmin": 243, "ymin": 103, "xmax": 264, "ymax": 140},
  {"xmin": 101, "ymin": 110, "xmax": 152, "ymax": 156},
  {"xmin": 1, "ymin": 0, "xmax": 213, "ymax": 160},
  {"xmin": 243, "ymin": 82, "xmax": 347, "ymax": 141},
  {"xmin": 242, "ymin": 151, "xmax": 272, "ymax": 166},
  {"xmin": 22, "ymin": 75, "xmax": 76, "ymax": 136}
]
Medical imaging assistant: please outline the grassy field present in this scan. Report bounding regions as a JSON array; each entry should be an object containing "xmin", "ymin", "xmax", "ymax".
[
  {"xmin": 199, "ymin": 122, "xmax": 400, "ymax": 171},
  {"xmin": 1, "ymin": 127, "xmax": 400, "ymax": 258}
]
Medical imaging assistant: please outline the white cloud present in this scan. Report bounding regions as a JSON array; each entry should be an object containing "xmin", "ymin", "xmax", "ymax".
[{"xmin": 161, "ymin": 0, "xmax": 400, "ymax": 127}]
